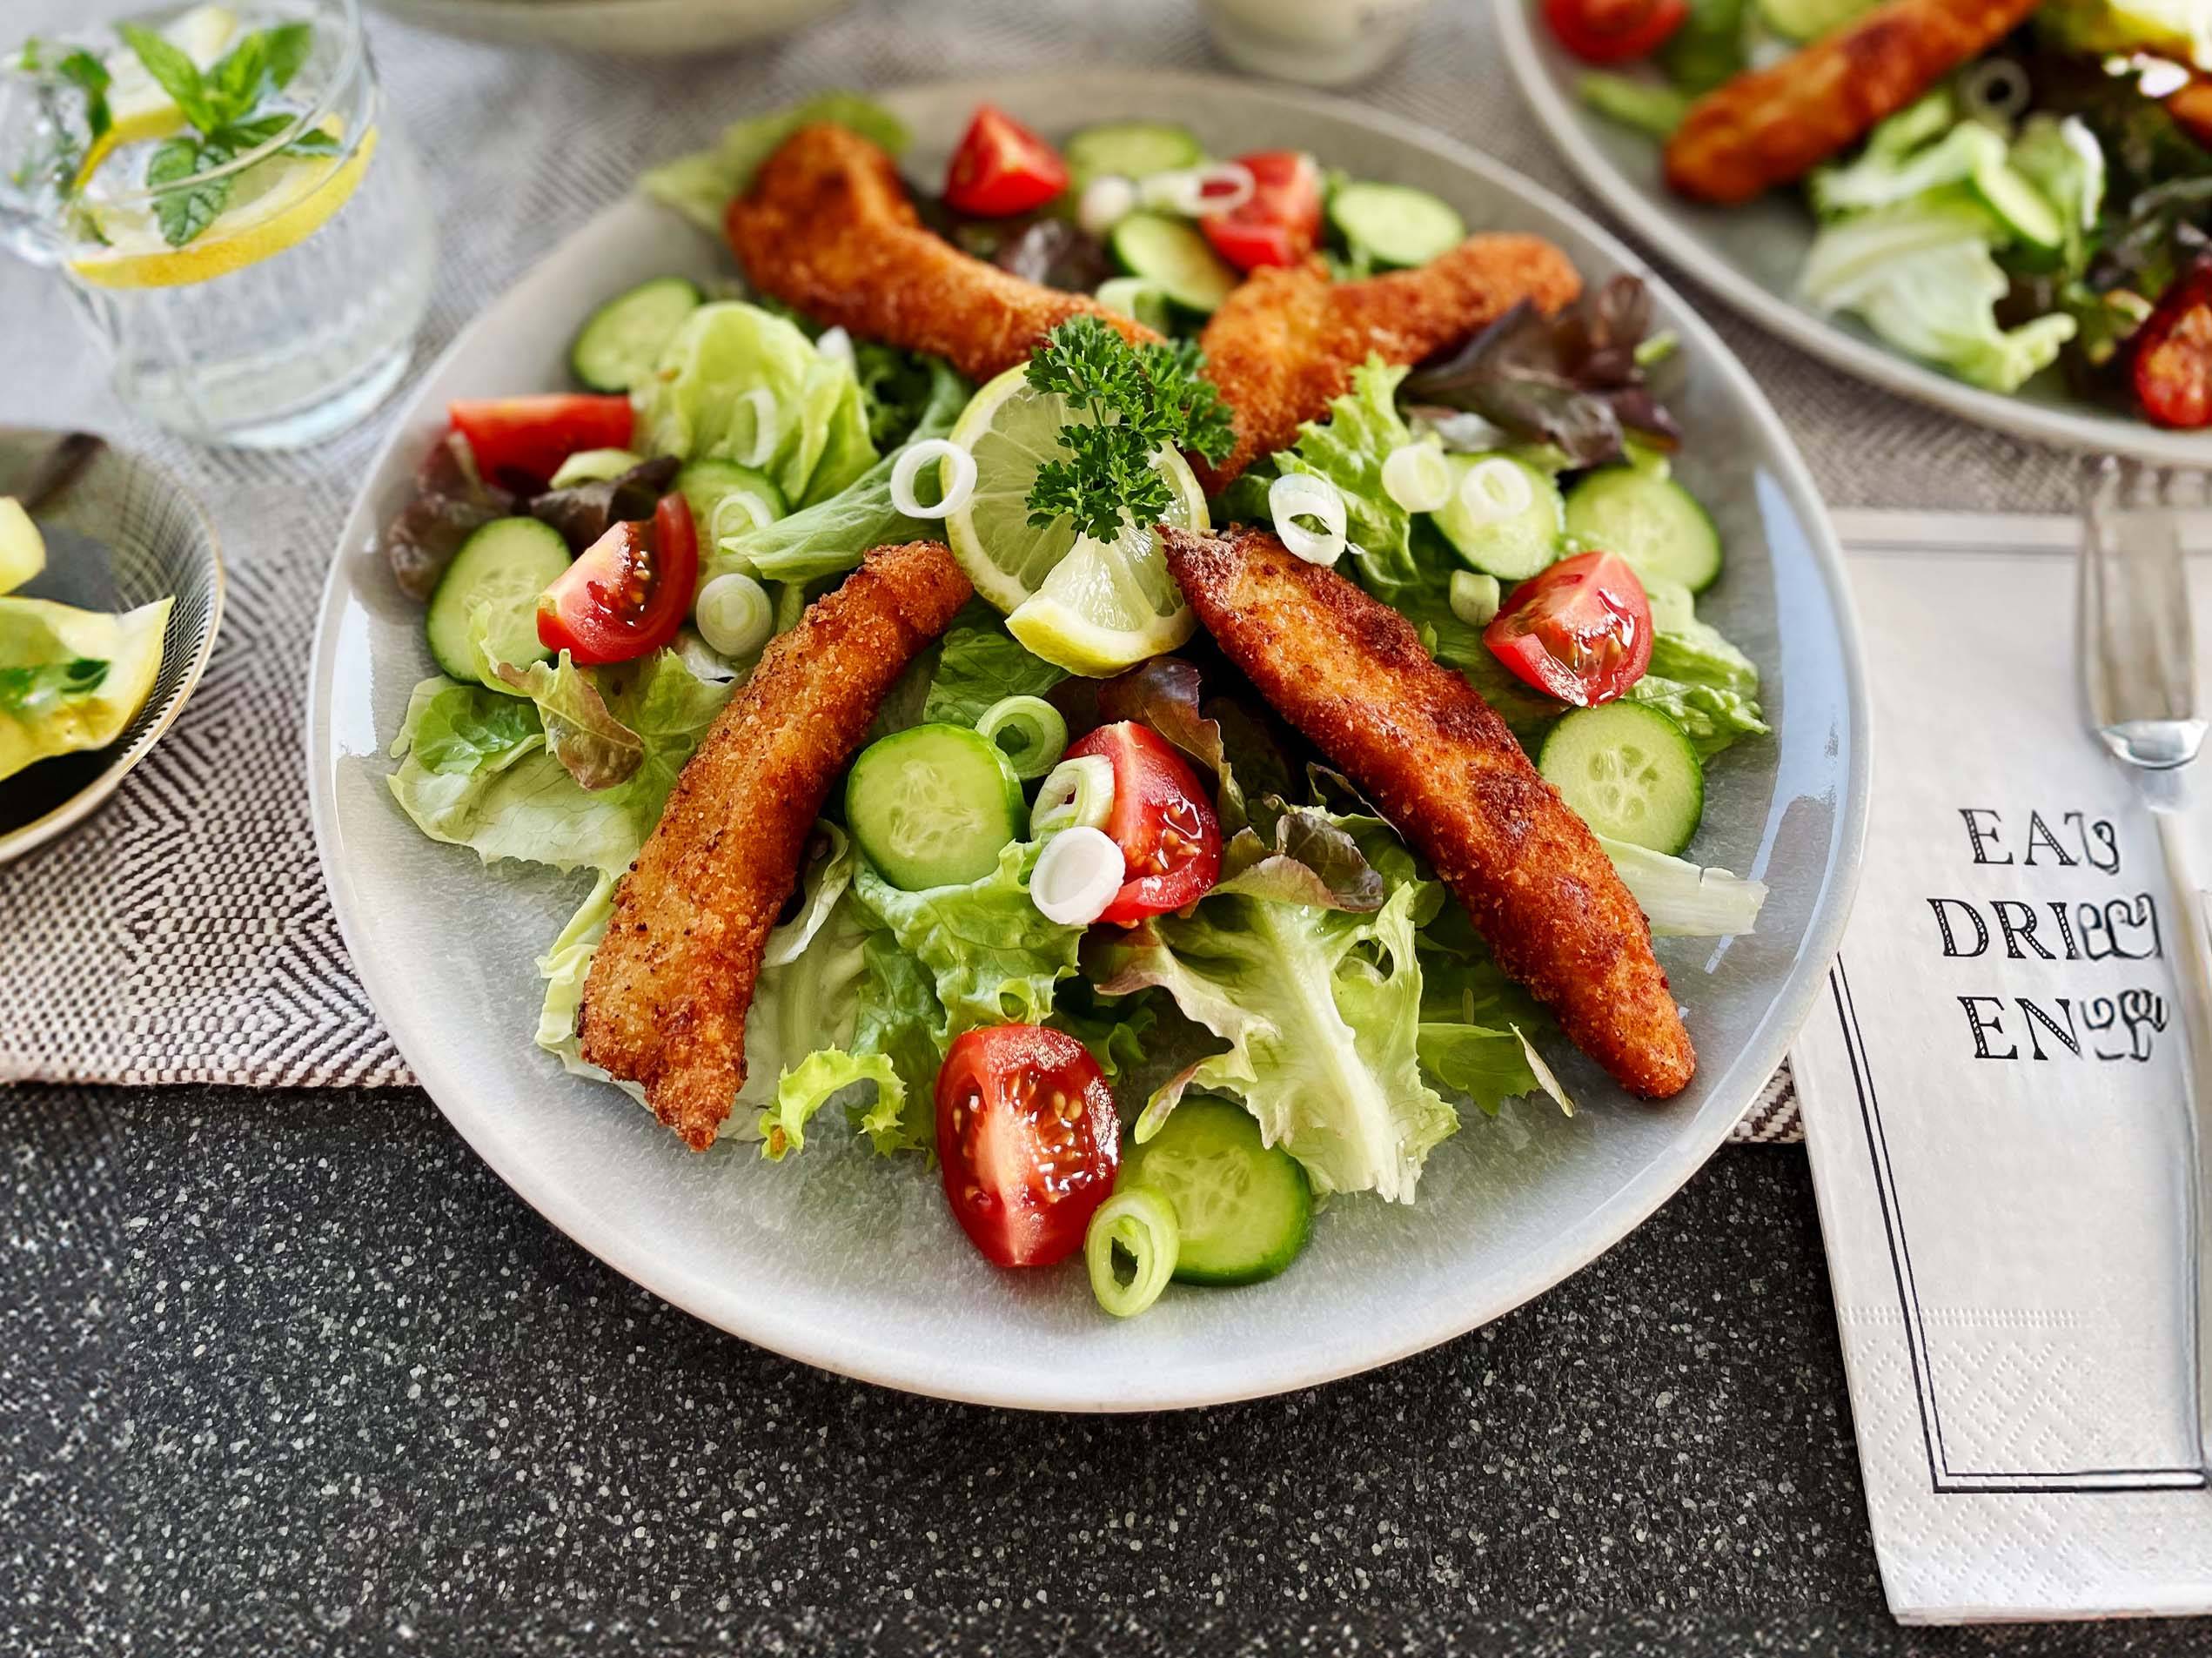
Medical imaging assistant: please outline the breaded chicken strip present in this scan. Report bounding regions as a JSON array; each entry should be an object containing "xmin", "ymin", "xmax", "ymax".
[
  {"xmin": 1664, "ymin": 0, "xmax": 2042, "ymax": 204},
  {"xmin": 579, "ymin": 541, "xmax": 973, "ymax": 1149},
  {"xmin": 1161, "ymin": 524, "xmax": 1695, "ymax": 1099},
  {"xmin": 1192, "ymin": 242, "xmax": 1584, "ymax": 493},
  {"xmin": 726, "ymin": 123, "xmax": 1159, "ymax": 386}
]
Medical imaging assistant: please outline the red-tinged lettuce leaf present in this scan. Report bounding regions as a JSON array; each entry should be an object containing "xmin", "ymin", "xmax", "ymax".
[
  {"xmin": 1400, "ymin": 273, "xmax": 1680, "ymax": 467},
  {"xmin": 527, "ymin": 455, "xmax": 680, "ymax": 554},
  {"xmin": 384, "ymin": 433, "xmax": 517, "ymax": 601},
  {"xmin": 1212, "ymin": 803, "xmax": 1385, "ymax": 913},
  {"xmin": 494, "ymin": 654, "xmax": 645, "ymax": 790}
]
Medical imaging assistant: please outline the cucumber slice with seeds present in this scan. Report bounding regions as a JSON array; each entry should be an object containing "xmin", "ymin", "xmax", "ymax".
[
  {"xmin": 1328, "ymin": 181, "xmax": 1465, "ymax": 268},
  {"xmin": 1538, "ymin": 701, "xmax": 1705, "ymax": 856},
  {"xmin": 1065, "ymin": 121, "xmax": 1204, "ymax": 186},
  {"xmin": 1125, "ymin": 1097, "xmax": 1312, "ymax": 1286},
  {"xmin": 1432, "ymin": 453, "xmax": 1565, "ymax": 581},
  {"xmin": 426, "ymin": 517, "xmax": 572, "ymax": 689},
  {"xmin": 845, "ymin": 723, "xmax": 1024, "ymax": 891},
  {"xmin": 1562, "ymin": 467, "xmax": 1723, "ymax": 594},
  {"xmin": 1109, "ymin": 212, "xmax": 1239, "ymax": 315},
  {"xmin": 570, "ymin": 276, "xmax": 702, "ymax": 393}
]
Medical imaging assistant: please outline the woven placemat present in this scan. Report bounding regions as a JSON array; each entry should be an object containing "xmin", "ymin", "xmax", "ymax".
[{"xmin": 0, "ymin": 0, "xmax": 2090, "ymax": 1137}]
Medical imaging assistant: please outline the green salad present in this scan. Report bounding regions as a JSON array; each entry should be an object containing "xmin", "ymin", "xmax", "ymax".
[{"xmin": 379, "ymin": 94, "xmax": 1771, "ymax": 1319}]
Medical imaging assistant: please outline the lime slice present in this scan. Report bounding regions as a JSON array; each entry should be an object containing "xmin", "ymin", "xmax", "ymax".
[
  {"xmin": 0, "ymin": 499, "xmax": 45, "ymax": 596},
  {"xmin": 944, "ymin": 364, "xmax": 1208, "ymax": 676},
  {"xmin": 70, "ymin": 121, "xmax": 378, "ymax": 291}
]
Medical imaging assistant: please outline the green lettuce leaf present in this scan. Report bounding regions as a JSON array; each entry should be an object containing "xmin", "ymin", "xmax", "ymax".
[
  {"xmin": 849, "ymin": 931, "xmax": 944, "ymax": 1156},
  {"xmin": 641, "ymin": 301, "xmax": 876, "ymax": 508},
  {"xmin": 640, "ymin": 91, "xmax": 909, "ymax": 234},
  {"xmin": 756, "ymin": 1047, "xmax": 903, "ymax": 1161},
  {"xmin": 1094, "ymin": 826, "xmax": 1456, "ymax": 1202},
  {"xmin": 388, "ymin": 649, "xmax": 731, "ymax": 876},
  {"xmin": 921, "ymin": 604, "xmax": 1068, "ymax": 728},
  {"xmin": 494, "ymin": 652, "xmax": 646, "ymax": 789},
  {"xmin": 712, "ymin": 359, "xmax": 971, "ymax": 586},
  {"xmin": 851, "ymin": 839, "xmax": 1084, "ymax": 1039}
]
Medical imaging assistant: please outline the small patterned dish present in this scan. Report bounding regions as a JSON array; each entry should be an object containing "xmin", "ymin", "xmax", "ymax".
[{"xmin": 0, "ymin": 431, "xmax": 225, "ymax": 867}]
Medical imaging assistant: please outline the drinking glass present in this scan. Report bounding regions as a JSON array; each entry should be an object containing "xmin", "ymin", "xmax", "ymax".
[{"xmin": 0, "ymin": 0, "xmax": 435, "ymax": 448}]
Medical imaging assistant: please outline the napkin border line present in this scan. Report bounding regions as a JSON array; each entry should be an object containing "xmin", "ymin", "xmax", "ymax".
[{"xmin": 1833, "ymin": 957, "xmax": 2208, "ymax": 1495}]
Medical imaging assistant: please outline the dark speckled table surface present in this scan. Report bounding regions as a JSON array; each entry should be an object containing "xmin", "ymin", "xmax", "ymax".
[{"xmin": 3, "ymin": 1085, "xmax": 2207, "ymax": 1655}]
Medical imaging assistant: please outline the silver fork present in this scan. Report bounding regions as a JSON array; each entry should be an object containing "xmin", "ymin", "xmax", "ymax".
[{"xmin": 2080, "ymin": 456, "xmax": 2212, "ymax": 1466}]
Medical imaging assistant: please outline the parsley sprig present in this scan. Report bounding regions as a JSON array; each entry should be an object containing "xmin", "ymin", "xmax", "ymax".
[
  {"xmin": 1023, "ymin": 317, "xmax": 1236, "ymax": 544},
  {"xmin": 113, "ymin": 21, "xmax": 332, "ymax": 248}
]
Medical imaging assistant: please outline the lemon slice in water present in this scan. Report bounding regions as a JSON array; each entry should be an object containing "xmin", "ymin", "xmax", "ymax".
[
  {"xmin": 72, "ymin": 5, "xmax": 242, "ymax": 186},
  {"xmin": 70, "ymin": 120, "xmax": 377, "ymax": 291},
  {"xmin": 943, "ymin": 364, "xmax": 1207, "ymax": 676}
]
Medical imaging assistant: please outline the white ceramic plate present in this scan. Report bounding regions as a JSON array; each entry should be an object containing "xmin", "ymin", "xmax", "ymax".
[
  {"xmin": 366, "ymin": 0, "xmax": 848, "ymax": 57},
  {"xmin": 1494, "ymin": 0, "xmax": 2212, "ymax": 468},
  {"xmin": 309, "ymin": 72, "xmax": 1869, "ymax": 1411}
]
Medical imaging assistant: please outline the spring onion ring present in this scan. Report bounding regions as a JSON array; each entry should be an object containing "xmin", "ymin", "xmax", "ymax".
[
  {"xmin": 1380, "ymin": 443, "xmax": 1452, "ymax": 514},
  {"xmin": 708, "ymin": 489, "xmax": 776, "ymax": 544},
  {"xmin": 1268, "ymin": 472, "xmax": 1348, "ymax": 567},
  {"xmin": 734, "ymin": 388, "xmax": 781, "ymax": 469},
  {"xmin": 1084, "ymin": 1187, "xmax": 1180, "ymax": 1319},
  {"xmin": 1030, "ymin": 826, "xmax": 1125, "ymax": 927},
  {"xmin": 1959, "ymin": 57, "xmax": 2031, "ymax": 124},
  {"xmin": 1079, "ymin": 174, "xmax": 1139, "ymax": 234},
  {"xmin": 976, "ymin": 695, "xmax": 1069, "ymax": 781},
  {"xmin": 814, "ymin": 324, "xmax": 856, "ymax": 373},
  {"xmin": 888, "ymin": 439, "xmax": 978, "ymax": 520},
  {"xmin": 1031, "ymin": 755, "xmax": 1115, "ymax": 838},
  {"xmin": 694, "ymin": 572, "xmax": 774, "ymax": 659},
  {"xmin": 1449, "ymin": 569, "xmax": 1502, "ymax": 630},
  {"xmin": 1455, "ymin": 457, "xmax": 1534, "ymax": 527},
  {"xmin": 1140, "ymin": 161, "xmax": 1254, "ymax": 218}
]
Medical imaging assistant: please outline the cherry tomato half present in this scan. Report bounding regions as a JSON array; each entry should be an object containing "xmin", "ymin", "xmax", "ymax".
[
  {"xmin": 943, "ymin": 104, "xmax": 1069, "ymax": 218},
  {"xmin": 936, "ymin": 1024, "xmax": 1120, "ymax": 1268},
  {"xmin": 1202, "ymin": 150, "xmax": 1324, "ymax": 273},
  {"xmin": 1062, "ymin": 722, "xmax": 1223, "ymax": 925},
  {"xmin": 1543, "ymin": 0, "xmax": 1688, "ymax": 62},
  {"xmin": 448, "ymin": 395, "xmax": 635, "ymax": 492},
  {"xmin": 536, "ymin": 492, "xmax": 698, "ymax": 666},
  {"xmin": 2135, "ymin": 260, "xmax": 2212, "ymax": 430},
  {"xmin": 1484, "ymin": 550, "xmax": 1654, "ymax": 707}
]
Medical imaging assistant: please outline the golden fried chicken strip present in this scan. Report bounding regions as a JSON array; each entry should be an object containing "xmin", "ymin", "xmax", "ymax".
[
  {"xmin": 725, "ymin": 123, "xmax": 1159, "ymax": 386},
  {"xmin": 1663, "ymin": 0, "xmax": 2042, "ymax": 204},
  {"xmin": 1161, "ymin": 524, "xmax": 1695, "ymax": 1099},
  {"xmin": 1192, "ymin": 241, "xmax": 1583, "ymax": 493},
  {"xmin": 579, "ymin": 541, "xmax": 973, "ymax": 1150}
]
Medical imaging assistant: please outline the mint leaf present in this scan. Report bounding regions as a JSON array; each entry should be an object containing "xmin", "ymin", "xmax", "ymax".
[
  {"xmin": 147, "ymin": 138, "xmax": 231, "ymax": 247},
  {"xmin": 281, "ymin": 129, "xmax": 340, "ymax": 158},
  {"xmin": 215, "ymin": 112, "xmax": 294, "ymax": 149},
  {"xmin": 118, "ymin": 23, "xmax": 216, "ymax": 133},
  {"xmin": 261, "ymin": 23, "xmax": 314, "ymax": 91},
  {"xmin": 207, "ymin": 31, "xmax": 268, "ymax": 126},
  {"xmin": 55, "ymin": 49, "xmax": 113, "ymax": 142}
]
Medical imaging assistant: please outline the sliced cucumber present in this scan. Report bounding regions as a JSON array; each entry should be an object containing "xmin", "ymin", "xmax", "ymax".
[
  {"xmin": 1124, "ymin": 1097, "xmax": 1312, "ymax": 1286},
  {"xmin": 1064, "ymin": 121, "xmax": 1204, "ymax": 187},
  {"xmin": 1094, "ymin": 275, "xmax": 1173, "ymax": 334},
  {"xmin": 570, "ymin": 276, "xmax": 702, "ymax": 393},
  {"xmin": 426, "ymin": 517, "xmax": 572, "ymax": 689},
  {"xmin": 1109, "ymin": 212, "xmax": 1239, "ymax": 315},
  {"xmin": 1972, "ymin": 159, "xmax": 2064, "ymax": 257},
  {"xmin": 548, "ymin": 447, "xmax": 644, "ymax": 490},
  {"xmin": 1328, "ymin": 181, "xmax": 1465, "ymax": 268},
  {"xmin": 1538, "ymin": 701, "xmax": 1705, "ymax": 856},
  {"xmin": 1433, "ymin": 453, "xmax": 1565, "ymax": 581},
  {"xmin": 676, "ymin": 458, "xmax": 787, "ymax": 546},
  {"xmin": 1756, "ymin": 0, "xmax": 1880, "ymax": 40},
  {"xmin": 845, "ymin": 722, "xmax": 1024, "ymax": 890},
  {"xmin": 1562, "ymin": 468, "xmax": 1723, "ymax": 594}
]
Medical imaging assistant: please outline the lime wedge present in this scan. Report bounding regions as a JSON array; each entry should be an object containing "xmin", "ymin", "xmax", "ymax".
[
  {"xmin": 0, "ymin": 595, "xmax": 171, "ymax": 782},
  {"xmin": 0, "ymin": 499, "xmax": 45, "ymax": 595},
  {"xmin": 943, "ymin": 364, "xmax": 1208, "ymax": 676}
]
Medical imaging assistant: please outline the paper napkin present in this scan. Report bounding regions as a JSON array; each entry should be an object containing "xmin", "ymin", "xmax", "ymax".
[{"xmin": 1793, "ymin": 509, "xmax": 2212, "ymax": 1623}]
